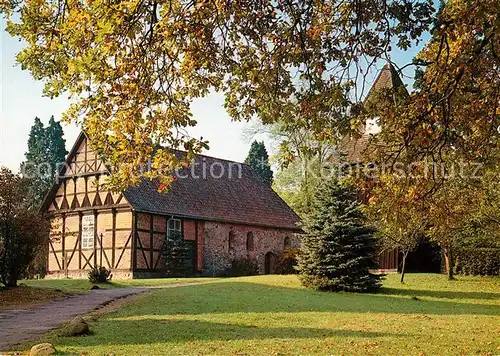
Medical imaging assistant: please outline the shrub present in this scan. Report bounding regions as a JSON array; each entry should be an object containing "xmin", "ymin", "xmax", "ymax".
[
  {"xmin": 88, "ymin": 266, "xmax": 112, "ymax": 283},
  {"xmin": 226, "ymin": 257, "xmax": 259, "ymax": 277},
  {"xmin": 275, "ymin": 248, "xmax": 300, "ymax": 274},
  {"xmin": 455, "ymin": 248, "xmax": 500, "ymax": 276},
  {"xmin": 163, "ymin": 232, "xmax": 195, "ymax": 277}
]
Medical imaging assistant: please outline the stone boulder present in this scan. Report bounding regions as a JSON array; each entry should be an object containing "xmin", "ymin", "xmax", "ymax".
[
  {"xmin": 29, "ymin": 343, "xmax": 56, "ymax": 355},
  {"xmin": 59, "ymin": 316, "xmax": 90, "ymax": 337}
]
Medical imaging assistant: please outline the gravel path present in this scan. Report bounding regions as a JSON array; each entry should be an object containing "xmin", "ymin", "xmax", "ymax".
[{"xmin": 0, "ymin": 287, "xmax": 148, "ymax": 351}]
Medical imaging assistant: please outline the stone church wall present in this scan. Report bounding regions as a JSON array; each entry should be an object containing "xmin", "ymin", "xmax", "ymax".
[{"xmin": 201, "ymin": 221, "xmax": 300, "ymax": 276}]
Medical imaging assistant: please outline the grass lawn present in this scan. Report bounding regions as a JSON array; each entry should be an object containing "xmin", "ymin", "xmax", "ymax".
[
  {"xmin": 18, "ymin": 273, "xmax": 499, "ymax": 355},
  {"xmin": 21, "ymin": 277, "xmax": 216, "ymax": 293}
]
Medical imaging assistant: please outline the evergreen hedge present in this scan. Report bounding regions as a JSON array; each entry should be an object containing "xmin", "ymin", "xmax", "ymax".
[
  {"xmin": 455, "ymin": 248, "xmax": 500, "ymax": 276},
  {"xmin": 163, "ymin": 232, "xmax": 196, "ymax": 277}
]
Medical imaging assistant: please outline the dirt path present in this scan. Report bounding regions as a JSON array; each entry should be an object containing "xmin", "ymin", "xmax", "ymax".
[{"xmin": 0, "ymin": 287, "xmax": 148, "ymax": 351}]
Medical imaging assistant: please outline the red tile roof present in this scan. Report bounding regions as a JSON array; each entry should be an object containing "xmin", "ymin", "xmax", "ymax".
[{"xmin": 124, "ymin": 153, "xmax": 301, "ymax": 230}]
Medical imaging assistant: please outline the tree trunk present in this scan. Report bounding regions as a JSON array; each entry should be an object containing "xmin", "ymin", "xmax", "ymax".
[
  {"xmin": 400, "ymin": 249, "xmax": 409, "ymax": 284},
  {"xmin": 443, "ymin": 247, "xmax": 455, "ymax": 280}
]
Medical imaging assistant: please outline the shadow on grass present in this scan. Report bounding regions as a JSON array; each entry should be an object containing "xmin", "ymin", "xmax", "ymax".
[
  {"xmin": 106, "ymin": 282, "xmax": 499, "ymax": 317},
  {"xmin": 59, "ymin": 318, "xmax": 407, "ymax": 348},
  {"xmin": 40, "ymin": 280, "xmax": 499, "ymax": 351},
  {"xmin": 380, "ymin": 287, "xmax": 500, "ymax": 301}
]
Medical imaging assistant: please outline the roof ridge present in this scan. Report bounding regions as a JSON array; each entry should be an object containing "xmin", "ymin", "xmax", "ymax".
[{"xmin": 166, "ymin": 147, "xmax": 250, "ymax": 167}]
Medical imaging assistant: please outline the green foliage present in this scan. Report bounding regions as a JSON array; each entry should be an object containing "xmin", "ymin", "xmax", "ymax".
[
  {"xmin": 163, "ymin": 232, "xmax": 195, "ymax": 277},
  {"xmin": 297, "ymin": 179, "xmax": 383, "ymax": 293},
  {"xmin": 455, "ymin": 248, "xmax": 500, "ymax": 276},
  {"xmin": 273, "ymin": 158, "xmax": 321, "ymax": 217},
  {"xmin": 244, "ymin": 141, "xmax": 273, "ymax": 186},
  {"xmin": 21, "ymin": 116, "xmax": 67, "ymax": 208},
  {"xmin": 45, "ymin": 116, "xmax": 68, "ymax": 179},
  {"xmin": 0, "ymin": 168, "xmax": 50, "ymax": 287},
  {"xmin": 22, "ymin": 117, "xmax": 48, "ymax": 206},
  {"xmin": 271, "ymin": 129, "xmax": 338, "ymax": 218},
  {"xmin": 88, "ymin": 266, "xmax": 112, "ymax": 284},
  {"xmin": 275, "ymin": 248, "xmax": 300, "ymax": 275},
  {"xmin": 224, "ymin": 257, "xmax": 259, "ymax": 277}
]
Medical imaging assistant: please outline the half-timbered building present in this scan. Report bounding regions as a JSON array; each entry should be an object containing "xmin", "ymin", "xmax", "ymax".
[{"xmin": 41, "ymin": 134, "xmax": 301, "ymax": 278}]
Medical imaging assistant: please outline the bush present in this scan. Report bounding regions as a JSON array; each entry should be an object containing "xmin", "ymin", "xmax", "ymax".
[
  {"xmin": 225, "ymin": 257, "xmax": 259, "ymax": 277},
  {"xmin": 163, "ymin": 232, "xmax": 196, "ymax": 277},
  {"xmin": 88, "ymin": 266, "xmax": 112, "ymax": 283},
  {"xmin": 455, "ymin": 248, "xmax": 500, "ymax": 276},
  {"xmin": 275, "ymin": 248, "xmax": 300, "ymax": 274}
]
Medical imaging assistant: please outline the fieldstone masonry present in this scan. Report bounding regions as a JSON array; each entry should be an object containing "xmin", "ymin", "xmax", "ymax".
[{"xmin": 202, "ymin": 221, "xmax": 300, "ymax": 275}]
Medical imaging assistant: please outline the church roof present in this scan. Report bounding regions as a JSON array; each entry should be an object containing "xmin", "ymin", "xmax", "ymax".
[
  {"xmin": 41, "ymin": 133, "xmax": 301, "ymax": 230},
  {"xmin": 338, "ymin": 62, "xmax": 408, "ymax": 163},
  {"xmin": 123, "ymin": 153, "xmax": 301, "ymax": 230},
  {"xmin": 365, "ymin": 63, "xmax": 408, "ymax": 102}
]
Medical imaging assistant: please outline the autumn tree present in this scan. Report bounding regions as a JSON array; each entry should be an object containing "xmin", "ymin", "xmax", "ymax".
[
  {"xmin": 5, "ymin": 0, "xmax": 437, "ymax": 191},
  {"xmin": 244, "ymin": 141, "xmax": 273, "ymax": 186},
  {"xmin": 364, "ymin": 174, "xmax": 427, "ymax": 283},
  {"xmin": 0, "ymin": 168, "xmax": 50, "ymax": 287},
  {"xmin": 359, "ymin": 0, "xmax": 499, "ymax": 279}
]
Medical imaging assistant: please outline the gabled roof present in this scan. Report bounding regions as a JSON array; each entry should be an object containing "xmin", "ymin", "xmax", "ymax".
[
  {"xmin": 124, "ymin": 154, "xmax": 301, "ymax": 230},
  {"xmin": 365, "ymin": 62, "xmax": 408, "ymax": 103},
  {"xmin": 338, "ymin": 62, "xmax": 408, "ymax": 163},
  {"xmin": 42, "ymin": 133, "xmax": 301, "ymax": 230},
  {"xmin": 40, "ymin": 132, "xmax": 90, "ymax": 212}
]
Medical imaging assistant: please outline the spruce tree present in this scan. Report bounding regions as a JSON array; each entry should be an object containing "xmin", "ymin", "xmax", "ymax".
[
  {"xmin": 22, "ymin": 117, "xmax": 48, "ymax": 205},
  {"xmin": 244, "ymin": 140, "xmax": 273, "ymax": 186},
  {"xmin": 45, "ymin": 116, "xmax": 68, "ymax": 176},
  {"xmin": 21, "ymin": 116, "xmax": 67, "ymax": 207},
  {"xmin": 297, "ymin": 178, "xmax": 383, "ymax": 293}
]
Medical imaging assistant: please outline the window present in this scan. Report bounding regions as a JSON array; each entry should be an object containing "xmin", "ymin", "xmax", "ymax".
[
  {"xmin": 229, "ymin": 230, "xmax": 235, "ymax": 251},
  {"xmin": 246, "ymin": 232, "xmax": 254, "ymax": 252},
  {"xmin": 167, "ymin": 218, "xmax": 182, "ymax": 237},
  {"xmin": 81, "ymin": 215, "xmax": 95, "ymax": 249},
  {"xmin": 365, "ymin": 116, "xmax": 381, "ymax": 135},
  {"xmin": 284, "ymin": 236, "xmax": 291, "ymax": 249}
]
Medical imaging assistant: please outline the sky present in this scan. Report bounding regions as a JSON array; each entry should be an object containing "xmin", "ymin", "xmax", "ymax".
[{"xmin": 0, "ymin": 18, "xmax": 427, "ymax": 172}]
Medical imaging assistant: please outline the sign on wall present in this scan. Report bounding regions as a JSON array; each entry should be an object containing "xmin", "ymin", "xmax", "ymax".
[{"xmin": 82, "ymin": 215, "xmax": 95, "ymax": 249}]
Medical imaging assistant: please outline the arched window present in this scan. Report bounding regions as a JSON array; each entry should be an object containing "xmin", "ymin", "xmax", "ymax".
[
  {"xmin": 246, "ymin": 232, "xmax": 254, "ymax": 252},
  {"xmin": 229, "ymin": 230, "xmax": 235, "ymax": 251},
  {"xmin": 284, "ymin": 236, "xmax": 291, "ymax": 249}
]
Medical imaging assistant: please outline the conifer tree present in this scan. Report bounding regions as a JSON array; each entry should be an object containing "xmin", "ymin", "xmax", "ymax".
[
  {"xmin": 22, "ymin": 117, "xmax": 48, "ymax": 206},
  {"xmin": 297, "ymin": 179, "xmax": 382, "ymax": 293},
  {"xmin": 163, "ymin": 232, "xmax": 195, "ymax": 277},
  {"xmin": 21, "ymin": 116, "xmax": 67, "ymax": 207},
  {"xmin": 45, "ymin": 116, "xmax": 67, "ymax": 176},
  {"xmin": 244, "ymin": 141, "xmax": 273, "ymax": 186}
]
